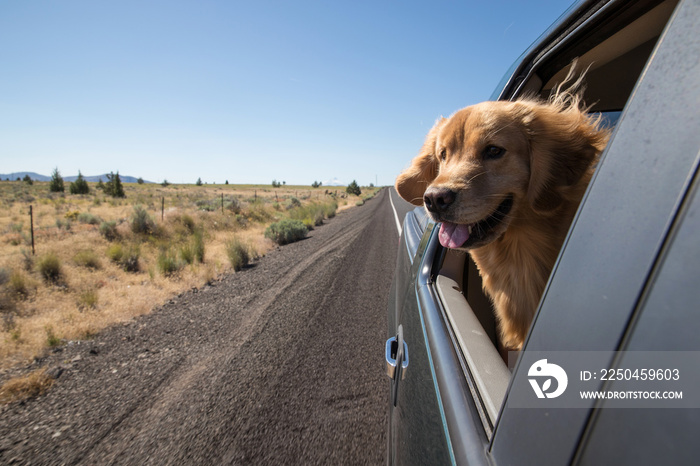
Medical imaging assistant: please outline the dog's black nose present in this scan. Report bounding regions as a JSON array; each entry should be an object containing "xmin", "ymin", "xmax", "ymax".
[{"xmin": 424, "ymin": 187, "xmax": 456, "ymax": 213}]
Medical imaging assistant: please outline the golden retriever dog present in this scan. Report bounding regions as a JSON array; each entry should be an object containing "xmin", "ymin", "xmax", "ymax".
[{"xmin": 396, "ymin": 79, "xmax": 609, "ymax": 350}]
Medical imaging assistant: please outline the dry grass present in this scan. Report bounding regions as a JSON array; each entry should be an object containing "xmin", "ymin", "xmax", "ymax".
[
  {"xmin": 0, "ymin": 367, "xmax": 54, "ymax": 404},
  {"xmin": 0, "ymin": 181, "xmax": 378, "ymax": 371}
]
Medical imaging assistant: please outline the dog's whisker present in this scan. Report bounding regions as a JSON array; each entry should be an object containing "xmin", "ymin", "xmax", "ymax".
[{"xmin": 466, "ymin": 171, "xmax": 487, "ymax": 184}]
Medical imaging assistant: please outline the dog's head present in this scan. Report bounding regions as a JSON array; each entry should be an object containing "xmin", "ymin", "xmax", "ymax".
[{"xmin": 395, "ymin": 98, "xmax": 609, "ymax": 250}]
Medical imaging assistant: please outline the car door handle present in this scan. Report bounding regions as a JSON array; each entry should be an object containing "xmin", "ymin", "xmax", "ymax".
[
  {"xmin": 385, "ymin": 336, "xmax": 409, "ymax": 380},
  {"xmin": 387, "ymin": 325, "xmax": 409, "ymax": 407}
]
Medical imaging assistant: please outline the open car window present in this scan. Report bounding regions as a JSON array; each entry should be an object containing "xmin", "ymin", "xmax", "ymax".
[{"xmin": 431, "ymin": 0, "xmax": 680, "ymax": 437}]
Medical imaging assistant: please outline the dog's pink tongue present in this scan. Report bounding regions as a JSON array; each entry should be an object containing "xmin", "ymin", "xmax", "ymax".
[{"xmin": 439, "ymin": 222, "xmax": 470, "ymax": 248}]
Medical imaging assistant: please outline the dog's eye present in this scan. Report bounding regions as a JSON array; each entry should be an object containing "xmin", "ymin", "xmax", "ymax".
[
  {"xmin": 483, "ymin": 145, "xmax": 505, "ymax": 160},
  {"xmin": 439, "ymin": 148, "xmax": 447, "ymax": 161}
]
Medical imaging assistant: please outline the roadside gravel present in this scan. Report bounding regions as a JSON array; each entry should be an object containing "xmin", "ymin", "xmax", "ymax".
[{"xmin": 0, "ymin": 189, "xmax": 398, "ymax": 465}]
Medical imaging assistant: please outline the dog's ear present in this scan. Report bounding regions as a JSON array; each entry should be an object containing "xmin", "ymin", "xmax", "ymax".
[
  {"xmin": 523, "ymin": 102, "xmax": 608, "ymax": 213},
  {"xmin": 396, "ymin": 118, "xmax": 445, "ymax": 206}
]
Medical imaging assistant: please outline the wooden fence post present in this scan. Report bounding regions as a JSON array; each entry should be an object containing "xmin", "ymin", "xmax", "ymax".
[
  {"xmin": 29, "ymin": 205, "xmax": 35, "ymax": 255},
  {"xmin": 161, "ymin": 197, "xmax": 164, "ymax": 221}
]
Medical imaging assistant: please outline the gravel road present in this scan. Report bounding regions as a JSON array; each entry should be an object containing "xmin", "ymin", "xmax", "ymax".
[{"xmin": 0, "ymin": 188, "xmax": 411, "ymax": 465}]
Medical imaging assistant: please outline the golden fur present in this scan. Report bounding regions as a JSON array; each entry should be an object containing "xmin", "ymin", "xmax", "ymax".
[{"xmin": 396, "ymin": 82, "xmax": 609, "ymax": 350}]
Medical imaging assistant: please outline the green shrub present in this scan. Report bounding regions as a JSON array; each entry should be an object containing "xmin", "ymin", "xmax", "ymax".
[
  {"xmin": 131, "ymin": 205, "xmax": 155, "ymax": 235},
  {"xmin": 195, "ymin": 199, "xmax": 217, "ymax": 212},
  {"xmin": 226, "ymin": 237, "xmax": 250, "ymax": 271},
  {"xmin": 1, "ymin": 289, "xmax": 18, "ymax": 331},
  {"xmin": 74, "ymin": 250, "xmax": 102, "ymax": 269},
  {"xmin": 107, "ymin": 243, "xmax": 124, "ymax": 263},
  {"xmin": 225, "ymin": 198, "xmax": 241, "ymax": 213},
  {"xmin": 180, "ymin": 244, "xmax": 195, "ymax": 265},
  {"xmin": 289, "ymin": 203, "xmax": 333, "ymax": 229},
  {"xmin": 121, "ymin": 245, "xmax": 140, "ymax": 272},
  {"xmin": 8, "ymin": 270, "xmax": 29, "ymax": 299},
  {"xmin": 157, "ymin": 249, "xmax": 182, "ymax": 277},
  {"xmin": 264, "ymin": 219, "xmax": 308, "ymax": 245},
  {"xmin": 78, "ymin": 212, "xmax": 101, "ymax": 225},
  {"xmin": 193, "ymin": 229, "xmax": 205, "ymax": 263},
  {"xmin": 8, "ymin": 222, "xmax": 23, "ymax": 234},
  {"xmin": 45, "ymin": 325, "xmax": 61, "ymax": 347},
  {"xmin": 99, "ymin": 220, "xmax": 119, "ymax": 241},
  {"xmin": 323, "ymin": 201, "xmax": 337, "ymax": 219},
  {"xmin": 37, "ymin": 253, "xmax": 62, "ymax": 283},
  {"xmin": 55, "ymin": 218, "xmax": 71, "ymax": 230},
  {"xmin": 77, "ymin": 289, "xmax": 98, "ymax": 310},
  {"xmin": 285, "ymin": 197, "xmax": 302, "ymax": 210},
  {"xmin": 178, "ymin": 214, "xmax": 196, "ymax": 234}
]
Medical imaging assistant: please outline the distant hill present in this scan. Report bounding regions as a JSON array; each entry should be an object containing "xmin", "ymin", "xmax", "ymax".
[
  {"xmin": 0, "ymin": 172, "xmax": 151, "ymax": 184},
  {"xmin": 0, "ymin": 172, "xmax": 50, "ymax": 182}
]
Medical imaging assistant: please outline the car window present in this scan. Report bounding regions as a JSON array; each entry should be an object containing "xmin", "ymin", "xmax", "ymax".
[{"xmin": 431, "ymin": 0, "xmax": 680, "ymax": 438}]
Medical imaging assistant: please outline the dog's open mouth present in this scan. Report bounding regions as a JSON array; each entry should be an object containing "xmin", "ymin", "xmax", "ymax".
[{"xmin": 438, "ymin": 195, "xmax": 514, "ymax": 249}]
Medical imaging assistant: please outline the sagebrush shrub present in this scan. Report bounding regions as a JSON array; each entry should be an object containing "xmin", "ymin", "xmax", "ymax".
[
  {"xmin": 226, "ymin": 198, "xmax": 241, "ymax": 213},
  {"xmin": 37, "ymin": 253, "xmax": 62, "ymax": 283},
  {"xmin": 285, "ymin": 197, "xmax": 302, "ymax": 210},
  {"xmin": 131, "ymin": 206, "xmax": 155, "ymax": 235},
  {"xmin": 99, "ymin": 221, "xmax": 119, "ymax": 241},
  {"xmin": 264, "ymin": 219, "xmax": 308, "ymax": 245},
  {"xmin": 78, "ymin": 212, "xmax": 101, "ymax": 225}
]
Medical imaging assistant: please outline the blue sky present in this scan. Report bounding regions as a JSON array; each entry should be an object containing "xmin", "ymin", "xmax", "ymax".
[{"xmin": 1, "ymin": 0, "xmax": 575, "ymax": 186}]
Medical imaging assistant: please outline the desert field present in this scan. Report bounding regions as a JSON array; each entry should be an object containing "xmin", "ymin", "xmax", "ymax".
[{"xmin": 0, "ymin": 180, "xmax": 377, "ymax": 372}]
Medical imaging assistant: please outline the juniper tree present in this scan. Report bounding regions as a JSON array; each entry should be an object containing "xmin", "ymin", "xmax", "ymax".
[
  {"xmin": 105, "ymin": 172, "xmax": 126, "ymax": 198},
  {"xmin": 69, "ymin": 171, "xmax": 90, "ymax": 194},
  {"xmin": 49, "ymin": 168, "xmax": 65, "ymax": 193}
]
